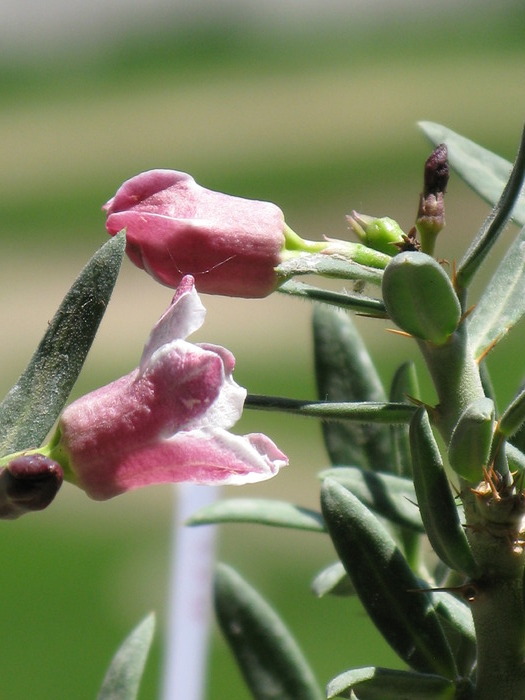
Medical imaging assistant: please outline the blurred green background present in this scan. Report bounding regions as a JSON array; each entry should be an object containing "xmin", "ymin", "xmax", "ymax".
[{"xmin": 1, "ymin": 2, "xmax": 525, "ymax": 698}]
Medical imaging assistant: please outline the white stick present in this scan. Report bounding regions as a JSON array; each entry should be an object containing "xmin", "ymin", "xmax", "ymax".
[{"xmin": 162, "ymin": 483, "xmax": 219, "ymax": 700}]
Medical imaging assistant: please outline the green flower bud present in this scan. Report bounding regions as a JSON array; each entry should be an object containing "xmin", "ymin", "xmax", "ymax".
[
  {"xmin": 448, "ymin": 398, "xmax": 495, "ymax": 482},
  {"xmin": 382, "ymin": 251, "xmax": 461, "ymax": 345},
  {"xmin": 347, "ymin": 211, "xmax": 406, "ymax": 256}
]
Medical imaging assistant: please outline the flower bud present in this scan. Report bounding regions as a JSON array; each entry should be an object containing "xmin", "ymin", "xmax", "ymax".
[
  {"xmin": 347, "ymin": 211, "xmax": 406, "ymax": 256},
  {"xmin": 382, "ymin": 251, "xmax": 461, "ymax": 345},
  {"xmin": 0, "ymin": 454, "xmax": 63, "ymax": 519},
  {"xmin": 104, "ymin": 170, "xmax": 287, "ymax": 298},
  {"xmin": 416, "ymin": 144, "xmax": 449, "ymax": 255}
]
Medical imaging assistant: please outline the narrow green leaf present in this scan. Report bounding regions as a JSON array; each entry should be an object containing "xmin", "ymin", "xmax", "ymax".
[
  {"xmin": 430, "ymin": 591, "xmax": 476, "ymax": 677},
  {"xmin": 327, "ymin": 666, "xmax": 456, "ymax": 700},
  {"xmin": 448, "ymin": 398, "xmax": 495, "ymax": 482},
  {"xmin": 277, "ymin": 280, "xmax": 386, "ymax": 316},
  {"xmin": 419, "ymin": 121, "xmax": 525, "ymax": 227},
  {"xmin": 467, "ymin": 223, "xmax": 525, "ymax": 359},
  {"xmin": 311, "ymin": 561, "xmax": 354, "ymax": 598},
  {"xmin": 319, "ymin": 467, "xmax": 423, "ymax": 533},
  {"xmin": 0, "ymin": 233, "xmax": 126, "ymax": 454},
  {"xmin": 409, "ymin": 408, "xmax": 478, "ymax": 577},
  {"xmin": 97, "ymin": 613, "xmax": 155, "ymax": 700},
  {"xmin": 188, "ymin": 498, "xmax": 325, "ymax": 532},
  {"xmin": 321, "ymin": 479, "xmax": 456, "ymax": 678},
  {"xmin": 313, "ymin": 305, "xmax": 391, "ymax": 470},
  {"xmin": 507, "ymin": 442, "xmax": 525, "ymax": 473},
  {"xmin": 276, "ymin": 252, "xmax": 386, "ymax": 285},
  {"xmin": 245, "ymin": 394, "xmax": 416, "ymax": 424},
  {"xmin": 496, "ymin": 383, "xmax": 525, "ymax": 441},
  {"xmin": 389, "ymin": 362, "xmax": 420, "ymax": 477},
  {"xmin": 214, "ymin": 564, "xmax": 323, "ymax": 700}
]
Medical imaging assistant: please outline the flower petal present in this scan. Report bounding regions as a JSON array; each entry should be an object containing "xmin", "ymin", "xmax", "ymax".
[
  {"xmin": 140, "ymin": 275, "xmax": 205, "ymax": 369},
  {"xmin": 76, "ymin": 428, "xmax": 288, "ymax": 499}
]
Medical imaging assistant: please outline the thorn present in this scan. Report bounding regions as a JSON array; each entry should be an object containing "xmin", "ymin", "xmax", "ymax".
[{"xmin": 387, "ymin": 328, "xmax": 414, "ymax": 338}]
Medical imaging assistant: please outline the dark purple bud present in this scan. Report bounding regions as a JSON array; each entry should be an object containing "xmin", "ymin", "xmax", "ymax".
[
  {"xmin": 416, "ymin": 144, "xmax": 449, "ymax": 255},
  {"xmin": 423, "ymin": 143, "xmax": 449, "ymax": 198},
  {"xmin": 0, "ymin": 454, "xmax": 63, "ymax": 519}
]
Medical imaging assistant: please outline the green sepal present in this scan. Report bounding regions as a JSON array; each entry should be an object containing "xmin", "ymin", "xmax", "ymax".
[
  {"xmin": 382, "ymin": 252, "xmax": 461, "ymax": 345},
  {"xmin": 313, "ymin": 304, "xmax": 391, "ymax": 470},
  {"xmin": 188, "ymin": 498, "xmax": 324, "ymax": 533},
  {"xmin": 311, "ymin": 561, "xmax": 354, "ymax": 598},
  {"xmin": 319, "ymin": 467, "xmax": 423, "ymax": 533},
  {"xmin": 327, "ymin": 666, "xmax": 458, "ymax": 700},
  {"xmin": 389, "ymin": 361, "xmax": 420, "ymax": 477},
  {"xmin": 448, "ymin": 398, "xmax": 495, "ymax": 482},
  {"xmin": 409, "ymin": 408, "xmax": 478, "ymax": 577},
  {"xmin": 97, "ymin": 613, "xmax": 155, "ymax": 700},
  {"xmin": 0, "ymin": 232, "xmax": 126, "ymax": 454},
  {"xmin": 214, "ymin": 563, "xmax": 323, "ymax": 700},
  {"xmin": 321, "ymin": 478, "xmax": 456, "ymax": 678}
]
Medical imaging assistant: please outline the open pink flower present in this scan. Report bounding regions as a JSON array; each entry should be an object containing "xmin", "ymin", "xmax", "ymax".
[
  {"xmin": 54, "ymin": 276, "xmax": 287, "ymax": 500},
  {"xmin": 104, "ymin": 170, "xmax": 286, "ymax": 298}
]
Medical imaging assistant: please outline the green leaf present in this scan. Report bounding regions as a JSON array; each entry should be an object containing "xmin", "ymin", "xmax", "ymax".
[
  {"xmin": 313, "ymin": 304, "xmax": 391, "ymax": 470},
  {"xmin": 276, "ymin": 252, "xmax": 386, "ymax": 285},
  {"xmin": 321, "ymin": 479, "xmax": 457, "ymax": 678},
  {"xmin": 245, "ymin": 394, "xmax": 416, "ymax": 424},
  {"xmin": 277, "ymin": 280, "xmax": 386, "ymax": 316},
  {"xmin": 319, "ymin": 467, "xmax": 423, "ymax": 533},
  {"xmin": 327, "ymin": 666, "xmax": 456, "ymax": 700},
  {"xmin": 429, "ymin": 590, "xmax": 476, "ymax": 677},
  {"xmin": 419, "ymin": 121, "xmax": 525, "ymax": 227},
  {"xmin": 97, "ymin": 613, "xmax": 155, "ymax": 700},
  {"xmin": 409, "ymin": 408, "xmax": 478, "ymax": 577},
  {"xmin": 188, "ymin": 498, "xmax": 325, "ymax": 532},
  {"xmin": 467, "ymin": 223, "xmax": 525, "ymax": 359},
  {"xmin": 311, "ymin": 561, "xmax": 354, "ymax": 598},
  {"xmin": 0, "ymin": 233, "xmax": 126, "ymax": 454},
  {"xmin": 214, "ymin": 563, "xmax": 323, "ymax": 700},
  {"xmin": 389, "ymin": 361, "xmax": 420, "ymax": 478}
]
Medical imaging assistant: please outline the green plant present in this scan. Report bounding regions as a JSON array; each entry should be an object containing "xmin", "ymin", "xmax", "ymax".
[{"xmin": 190, "ymin": 122, "xmax": 525, "ymax": 699}]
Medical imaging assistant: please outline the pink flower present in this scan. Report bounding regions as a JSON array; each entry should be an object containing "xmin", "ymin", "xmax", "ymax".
[
  {"xmin": 104, "ymin": 170, "xmax": 286, "ymax": 298},
  {"xmin": 54, "ymin": 276, "xmax": 287, "ymax": 500}
]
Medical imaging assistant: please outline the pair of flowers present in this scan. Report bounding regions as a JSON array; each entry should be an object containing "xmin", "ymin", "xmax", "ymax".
[{"xmin": 3, "ymin": 171, "xmax": 289, "ymax": 511}]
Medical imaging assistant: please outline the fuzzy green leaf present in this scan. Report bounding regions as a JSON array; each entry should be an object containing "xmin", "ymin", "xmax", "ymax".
[
  {"xmin": 319, "ymin": 467, "xmax": 423, "ymax": 532},
  {"xmin": 410, "ymin": 409, "xmax": 478, "ymax": 577},
  {"xmin": 467, "ymin": 223, "xmax": 525, "ymax": 359},
  {"xmin": 188, "ymin": 498, "xmax": 324, "ymax": 532},
  {"xmin": 321, "ymin": 479, "xmax": 456, "ymax": 678},
  {"xmin": 278, "ymin": 280, "xmax": 386, "ymax": 316},
  {"xmin": 313, "ymin": 305, "xmax": 391, "ymax": 470},
  {"xmin": 389, "ymin": 362, "xmax": 419, "ymax": 478},
  {"xmin": 214, "ymin": 564, "xmax": 323, "ymax": 700},
  {"xmin": 419, "ymin": 122, "xmax": 525, "ymax": 227},
  {"xmin": 0, "ymin": 233, "xmax": 126, "ymax": 454},
  {"xmin": 311, "ymin": 561, "xmax": 354, "ymax": 598},
  {"xmin": 327, "ymin": 666, "xmax": 456, "ymax": 700},
  {"xmin": 97, "ymin": 613, "xmax": 155, "ymax": 700}
]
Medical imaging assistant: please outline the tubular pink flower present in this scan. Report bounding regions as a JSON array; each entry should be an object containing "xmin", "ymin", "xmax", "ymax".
[
  {"xmin": 55, "ymin": 276, "xmax": 287, "ymax": 500},
  {"xmin": 104, "ymin": 170, "xmax": 286, "ymax": 298}
]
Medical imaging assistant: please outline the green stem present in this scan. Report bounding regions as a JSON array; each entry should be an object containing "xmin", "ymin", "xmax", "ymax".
[{"xmin": 417, "ymin": 324, "xmax": 485, "ymax": 441}]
